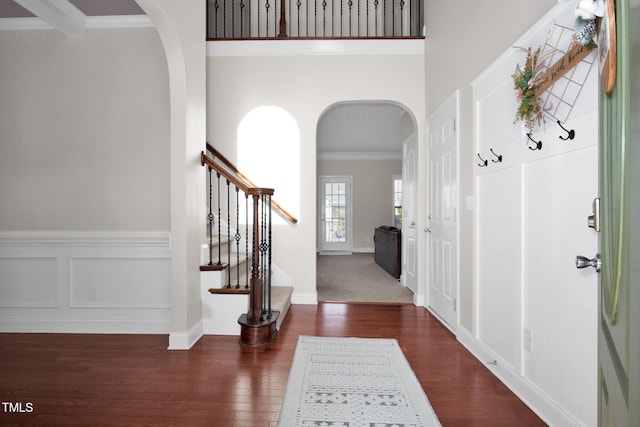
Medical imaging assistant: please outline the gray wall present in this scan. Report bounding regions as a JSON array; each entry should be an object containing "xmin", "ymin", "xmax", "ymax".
[{"xmin": 0, "ymin": 28, "xmax": 170, "ymax": 231}]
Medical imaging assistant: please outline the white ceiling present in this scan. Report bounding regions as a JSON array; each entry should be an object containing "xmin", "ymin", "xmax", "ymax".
[{"xmin": 317, "ymin": 102, "xmax": 408, "ymax": 157}]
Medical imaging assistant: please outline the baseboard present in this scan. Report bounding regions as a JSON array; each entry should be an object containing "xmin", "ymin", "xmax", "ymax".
[
  {"xmin": 456, "ymin": 327, "xmax": 582, "ymax": 427},
  {"xmin": 291, "ymin": 291, "xmax": 318, "ymax": 305},
  {"xmin": 168, "ymin": 320, "xmax": 204, "ymax": 350},
  {"xmin": 0, "ymin": 318, "xmax": 171, "ymax": 334},
  {"xmin": 352, "ymin": 247, "xmax": 375, "ymax": 253},
  {"xmin": 318, "ymin": 251, "xmax": 352, "ymax": 256}
]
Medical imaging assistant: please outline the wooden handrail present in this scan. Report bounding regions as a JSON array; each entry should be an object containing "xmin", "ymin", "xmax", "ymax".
[
  {"xmin": 201, "ymin": 151, "xmax": 250, "ymax": 194},
  {"xmin": 206, "ymin": 143, "xmax": 253, "ymax": 190},
  {"xmin": 204, "ymin": 143, "xmax": 298, "ymax": 224}
]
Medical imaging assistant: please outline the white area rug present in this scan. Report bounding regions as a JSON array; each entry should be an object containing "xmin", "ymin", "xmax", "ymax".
[{"xmin": 277, "ymin": 336, "xmax": 441, "ymax": 427}]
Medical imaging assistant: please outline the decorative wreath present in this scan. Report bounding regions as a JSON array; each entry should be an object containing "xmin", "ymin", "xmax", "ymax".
[{"xmin": 512, "ymin": 46, "xmax": 548, "ymax": 132}]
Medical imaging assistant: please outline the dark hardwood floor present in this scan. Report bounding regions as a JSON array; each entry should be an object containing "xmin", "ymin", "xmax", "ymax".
[{"xmin": 0, "ymin": 303, "xmax": 546, "ymax": 426}]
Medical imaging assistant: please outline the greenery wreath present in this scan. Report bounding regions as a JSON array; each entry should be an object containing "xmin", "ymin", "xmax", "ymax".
[{"xmin": 512, "ymin": 46, "xmax": 549, "ymax": 132}]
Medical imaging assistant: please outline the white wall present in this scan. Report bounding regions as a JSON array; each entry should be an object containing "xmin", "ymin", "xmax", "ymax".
[
  {"xmin": 207, "ymin": 45, "xmax": 424, "ymax": 303},
  {"xmin": 136, "ymin": 0, "xmax": 207, "ymax": 350},
  {"xmin": 318, "ymin": 159, "xmax": 402, "ymax": 251}
]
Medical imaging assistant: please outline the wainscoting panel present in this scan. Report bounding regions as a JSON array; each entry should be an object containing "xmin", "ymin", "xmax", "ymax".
[
  {"xmin": 0, "ymin": 257, "xmax": 59, "ymax": 308},
  {"xmin": 0, "ymin": 232, "xmax": 171, "ymax": 334},
  {"xmin": 70, "ymin": 257, "xmax": 171, "ymax": 309},
  {"xmin": 470, "ymin": 2, "xmax": 598, "ymax": 425}
]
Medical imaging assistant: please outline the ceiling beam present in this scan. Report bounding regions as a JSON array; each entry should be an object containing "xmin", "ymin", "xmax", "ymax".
[{"xmin": 13, "ymin": 0, "xmax": 86, "ymax": 34}]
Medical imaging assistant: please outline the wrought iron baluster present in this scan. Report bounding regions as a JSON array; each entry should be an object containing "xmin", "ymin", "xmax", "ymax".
[
  {"xmin": 374, "ymin": 0, "xmax": 378, "ymax": 36},
  {"xmin": 250, "ymin": 193, "xmax": 259, "ymax": 321},
  {"xmin": 322, "ymin": 0, "xmax": 327, "ymax": 36},
  {"xmin": 240, "ymin": 0, "xmax": 245, "ymax": 37},
  {"xmin": 260, "ymin": 194, "xmax": 267, "ymax": 320},
  {"xmin": 399, "ymin": 0, "xmax": 405, "ymax": 36},
  {"xmin": 235, "ymin": 186, "xmax": 241, "ymax": 288},
  {"xmin": 245, "ymin": 193, "xmax": 249, "ymax": 289},
  {"xmin": 296, "ymin": 0, "xmax": 302, "ymax": 36},
  {"xmin": 265, "ymin": 0, "xmax": 271, "ymax": 37},
  {"xmin": 267, "ymin": 194, "xmax": 273, "ymax": 319},
  {"xmin": 207, "ymin": 166, "xmax": 215, "ymax": 266},
  {"xmin": 211, "ymin": 0, "xmax": 220, "ymax": 38},
  {"xmin": 216, "ymin": 173, "xmax": 222, "ymax": 265},
  {"xmin": 226, "ymin": 179, "xmax": 231, "ymax": 288},
  {"xmin": 358, "ymin": 0, "xmax": 371, "ymax": 37}
]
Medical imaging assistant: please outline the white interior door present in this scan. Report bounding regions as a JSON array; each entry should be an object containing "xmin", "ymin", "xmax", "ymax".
[
  {"xmin": 318, "ymin": 176, "xmax": 352, "ymax": 253},
  {"xmin": 402, "ymin": 133, "xmax": 417, "ymax": 294},
  {"xmin": 426, "ymin": 92, "xmax": 458, "ymax": 330}
]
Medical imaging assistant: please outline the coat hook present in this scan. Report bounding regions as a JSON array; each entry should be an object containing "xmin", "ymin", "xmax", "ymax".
[
  {"xmin": 557, "ymin": 120, "xmax": 575, "ymax": 140},
  {"xmin": 490, "ymin": 148, "xmax": 503, "ymax": 163},
  {"xmin": 526, "ymin": 133, "xmax": 543, "ymax": 151},
  {"xmin": 477, "ymin": 153, "xmax": 488, "ymax": 167}
]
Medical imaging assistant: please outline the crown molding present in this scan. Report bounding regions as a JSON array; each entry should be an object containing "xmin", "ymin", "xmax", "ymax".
[
  {"xmin": 317, "ymin": 151, "xmax": 402, "ymax": 160},
  {"xmin": 14, "ymin": 0, "xmax": 86, "ymax": 34},
  {"xmin": 0, "ymin": 15, "xmax": 152, "ymax": 31}
]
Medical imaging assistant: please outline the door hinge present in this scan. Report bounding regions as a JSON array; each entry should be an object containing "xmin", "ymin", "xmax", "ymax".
[{"xmin": 453, "ymin": 299, "xmax": 457, "ymax": 312}]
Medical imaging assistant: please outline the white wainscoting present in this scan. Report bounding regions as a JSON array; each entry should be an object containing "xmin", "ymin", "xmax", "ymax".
[
  {"xmin": 0, "ymin": 232, "xmax": 171, "ymax": 334},
  {"xmin": 469, "ymin": 2, "xmax": 598, "ymax": 426}
]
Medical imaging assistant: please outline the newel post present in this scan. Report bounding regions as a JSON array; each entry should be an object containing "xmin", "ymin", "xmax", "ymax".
[
  {"xmin": 239, "ymin": 187, "xmax": 277, "ymax": 346},
  {"xmin": 278, "ymin": 0, "xmax": 287, "ymax": 37}
]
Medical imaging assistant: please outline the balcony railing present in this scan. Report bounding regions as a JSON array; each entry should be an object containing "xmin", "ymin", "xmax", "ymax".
[{"xmin": 207, "ymin": 0, "xmax": 424, "ymax": 39}]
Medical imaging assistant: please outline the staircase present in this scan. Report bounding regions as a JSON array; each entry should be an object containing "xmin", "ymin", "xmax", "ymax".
[
  {"xmin": 200, "ymin": 144, "xmax": 296, "ymax": 346},
  {"xmin": 200, "ymin": 239, "xmax": 293, "ymax": 337}
]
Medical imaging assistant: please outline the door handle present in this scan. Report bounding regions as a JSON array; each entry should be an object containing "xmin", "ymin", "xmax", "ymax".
[
  {"xmin": 576, "ymin": 254, "xmax": 601, "ymax": 273},
  {"xmin": 587, "ymin": 198, "xmax": 600, "ymax": 231}
]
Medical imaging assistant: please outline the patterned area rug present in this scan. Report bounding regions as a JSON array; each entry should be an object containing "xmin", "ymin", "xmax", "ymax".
[{"xmin": 277, "ymin": 336, "xmax": 441, "ymax": 427}]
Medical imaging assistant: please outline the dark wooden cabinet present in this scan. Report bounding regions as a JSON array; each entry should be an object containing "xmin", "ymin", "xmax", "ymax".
[{"xmin": 374, "ymin": 226, "xmax": 401, "ymax": 279}]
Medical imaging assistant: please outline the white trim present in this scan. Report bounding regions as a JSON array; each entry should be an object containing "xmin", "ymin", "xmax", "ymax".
[
  {"xmin": 0, "ymin": 318, "xmax": 171, "ymax": 334},
  {"xmin": 318, "ymin": 151, "xmax": 402, "ymax": 160},
  {"xmin": 87, "ymin": 15, "xmax": 153, "ymax": 29},
  {"xmin": 352, "ymin": 247, "xmax": 375, "ymax": 253},
  {"xmin": 168, "ymin": 321, "xmax": 204, "ymax": 350},
  {"xmin": 291, "ymin": 293, "xmax": 318, "ymax": 305},
  {"xmin": 0, "ymin": 231, "xmax": 170, "ymax": 247},
  {"xmin": 0, "ymin": 15, "xmax": 152, "ymax": 31},
  {"xmin": 456, "ymin": 326, "xmax": 583, "ymax": 427},
  {"xmin": 207, "ymin": 38, "xmax": 424, "ymax": 57},
  {"xmin": 14, "ymin": 0, "xmax": 86, "ymax": 34}
]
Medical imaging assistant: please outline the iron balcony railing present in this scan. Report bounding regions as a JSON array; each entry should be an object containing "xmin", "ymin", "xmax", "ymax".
[{"xmin": 207, "ymin": 0, "xmax": 424, "ymax": 39}]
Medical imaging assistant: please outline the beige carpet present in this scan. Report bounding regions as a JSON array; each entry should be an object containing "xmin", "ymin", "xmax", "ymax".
[{"xmin": 317, "ymin": 253, "xmax": 414, "ymax": 303}]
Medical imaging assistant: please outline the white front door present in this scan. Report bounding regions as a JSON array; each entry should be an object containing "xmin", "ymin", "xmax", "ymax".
[
  {"xmin": 426, "ymin": 92, "xmax": 458, "ymax": 330},
  {"xmin": 402, "ymin": 133, "xmax": 417, "ymax": 294},
  {"xmin": 318, "ymin": 176, "xmax": 352, "ymax": 253}
]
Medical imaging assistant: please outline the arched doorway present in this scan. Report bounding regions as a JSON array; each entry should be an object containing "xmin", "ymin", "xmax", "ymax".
[{"xmin": 316, "ymin": 101, "xmax": 418, "ymax": 303}]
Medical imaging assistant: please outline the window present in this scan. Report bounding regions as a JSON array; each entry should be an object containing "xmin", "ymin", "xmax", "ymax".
[{"xmin": 393, "ymin": 176, "xmax": 402, "ymax": 229}]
